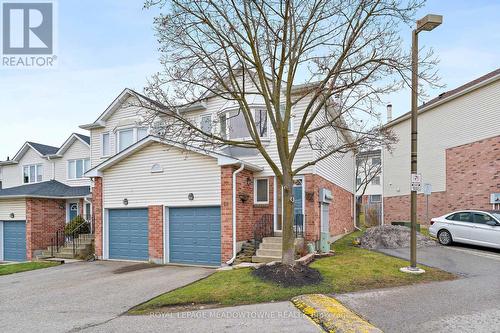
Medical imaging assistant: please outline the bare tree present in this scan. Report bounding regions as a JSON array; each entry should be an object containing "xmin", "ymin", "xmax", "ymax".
[
  {"xmin": 355, "ymin": 151, "xmax": 383, "ymax": 226},
  {"xmin": 138, "ymin": 0, "xmax": 438, "ymax": 265}
]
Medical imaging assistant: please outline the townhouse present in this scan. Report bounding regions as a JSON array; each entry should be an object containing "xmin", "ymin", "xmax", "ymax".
[
  {"xmin": 383, "ymin": 68, "xmax": 500, "ymax": 224},
  {"xmin": 0, "ymin": 134, "xmax": 91, "ymax": 261},
  {"xmin": 81, "ymin": 87, "xmax": 356, "ymax": 266}
]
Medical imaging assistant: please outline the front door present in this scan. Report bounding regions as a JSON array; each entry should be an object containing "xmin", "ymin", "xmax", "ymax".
[
  {"xmin": 274, "ymin": 177, "xmax": 304, "ymax": 232},
  {"xmin": 69, "ymin": 203, "xmax": 78, "ymax": 222}
]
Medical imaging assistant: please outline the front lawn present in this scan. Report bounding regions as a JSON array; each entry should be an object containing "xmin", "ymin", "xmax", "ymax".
[
  {"xmin": 0, "ymin": 261, "xmax": 60, "ymax": 276},
  {"xmin": 130, "ymin": 231, "xmax": 455, "ymax": 314}
]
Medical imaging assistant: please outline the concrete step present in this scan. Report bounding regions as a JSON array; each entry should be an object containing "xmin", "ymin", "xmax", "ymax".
[
  {"xmin": 262, "ymin": 237, "xmax": 282, "ymax": 244},
  {"xmin": 259, "ymin": 242, "xmax": 282, "ymax": 250},
  {"xmin": 256, "ymin": 249, "xmax": 282, "ymax": 257},
  {"xmin": 252, "ymin": 255, "xmax": 281, "ymax": 263}
]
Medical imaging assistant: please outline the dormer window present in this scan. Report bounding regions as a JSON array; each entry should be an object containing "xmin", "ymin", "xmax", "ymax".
[
  {"xmin": 116, "ymin": 127, "xmax": 149, "ymax": 152},
  {"xmin": 23, "ymin": 164, "xmax": 42, "ymax": 184}
]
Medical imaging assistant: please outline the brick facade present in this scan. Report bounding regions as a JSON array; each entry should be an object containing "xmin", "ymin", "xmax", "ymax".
[
  {"xmin": 384, "ymin": 135, "xmax": 500, "ymax": 224},
  {"xmin": 92, "ymin": 177, "xmax": 103, "ymax": 258},
  {"xmin": 148, "ymin": 205, "xmax": 163, "ymax": 263},
  {"xmin": 304, "ymin": 174, "xmax": 355, "ymax": 241},
  {"xmin": 25, "ymin": 198, "xmax": 66, "ymax": 260}
]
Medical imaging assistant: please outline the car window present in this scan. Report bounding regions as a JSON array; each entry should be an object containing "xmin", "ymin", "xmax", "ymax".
[
  {"xmin": 473, "ymin": 213, "xmax": 493, "ymax": 224},
  {"xmin": 451, "ymin": 212, "xmax": 473, "ymax": 222},
  {"xmin": 446, "ymin": 214, "xmax": 456, "ymax": 220}
]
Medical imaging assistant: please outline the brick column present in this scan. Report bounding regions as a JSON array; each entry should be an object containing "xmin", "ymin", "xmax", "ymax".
[
  {"xmin": 148, "ymin": 205, "xmax": 163, "ymax": 264},
  {"xmin": 26, "ymin": 198, "xmax": 66, "ymax": 260},
  {"xmin": 92, "ymin": 177, "xmax": 103, "ymax": 258},
  {"xmin": 220, "ymin": 166, "xmax": 234, "ymax": 262}
]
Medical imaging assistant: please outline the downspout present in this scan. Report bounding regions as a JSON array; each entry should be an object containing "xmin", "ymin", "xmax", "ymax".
[
  {"xmin": 226, "ymin": 162, "xmax": 245, "ymax": 265},
  {"xmin": 353, "ymin": 155, "xmax": 361, "ymax": 231}
]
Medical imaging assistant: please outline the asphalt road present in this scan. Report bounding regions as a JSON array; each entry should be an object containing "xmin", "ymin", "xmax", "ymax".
[
  {"xmin": 336, "ymin": 244, "xmax": 500, "ymax": 333},
  {"xmin": 0, "ymin": 261, "xmax": 212, "ymax": 333}
]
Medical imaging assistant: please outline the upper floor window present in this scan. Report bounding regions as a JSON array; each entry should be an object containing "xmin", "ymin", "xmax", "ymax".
[
  {"xmin": 68, "ymin": 159, "xmax": 90, "ymax": 179},
  {"xmin": 201, "ymin": 115, "xmax": 212, "ymax": 134},
  {"xmin": 221, "ymin": 108, "xmax": 268, "ymax": 140},
  {"xmin": 23, "ymin": 164, "xmax": 42, "ymax": 184},
  {"xmin": 280, "ymin": 104, "xmax": 293, "ymax": 133},
  {"xmin": 371, "ymin": 176, "xmax": 381, "ymax": 185},
  {"xmin": 117, "ymin": 127, "xmax": 148, "ymax": 153},
  {"xmin": 372, "ymin": 157, "xmax": 381, "ymax": 166},
  {"xmin": 102, "ymin": 132, "xmax": 110, "ymax": 157}
]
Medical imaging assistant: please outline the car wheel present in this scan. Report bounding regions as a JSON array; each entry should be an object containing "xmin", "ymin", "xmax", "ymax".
[{"xmin": 438, "ymin": 230, "xmax": 453, "ymax": 246}]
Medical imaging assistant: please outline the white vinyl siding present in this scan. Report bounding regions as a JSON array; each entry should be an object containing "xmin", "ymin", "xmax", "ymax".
[
  {"xmin": 383, "ymin": 78, "xmax": 500, "ymax": 197},
  {"xmin": 0, "ymin": 148, "xmax": 51, "ymax": 189},
  {"xmin": 0, "ymin": 199, "xmax": 26, "ymax": 220},
  {"xmin": 103, "ymin": 142, "xmax": 221, "ymax": 207},
  {"xmin": 54, "ymin": 139, "xmax": 91, "ymax": 187}
]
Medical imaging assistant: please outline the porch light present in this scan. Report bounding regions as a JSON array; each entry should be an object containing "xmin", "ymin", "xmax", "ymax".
[
  {"xmin": 123, "ymin": 198, "xmax": 129, "ymax": 206},
  {"xmin": 188, "ymin": 193, "xmax": 194, "ymax": 201},
  {"xmin": 9, "ymin": 213, "xmax": 14, "ymax": 218}
]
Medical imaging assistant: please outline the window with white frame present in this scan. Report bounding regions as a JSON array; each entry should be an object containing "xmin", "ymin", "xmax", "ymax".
[
  {"xmin": 372, "ymin": 157, "xmax": 381, "ymax": 165},
  {"xmin": 201, "ymin": 115, "xmax": 212, "ymax": 134},
  {"xmin": 68, "ymin": 159, "xmax": 90, "ymax": 179},
  {"xmin": 23, "ymin": 164, "xmax": 42, "ymax": 184},
  {"xmin": 116, "ymin": 127, "xmax": 148, "ymax": 152},
  {"xmin": 222, "ymin": 108, "xmax": 268, "ymax": 140},
  {"xmin": 369, "ymin": 194, "xmax": 382, "ymax": 203},
  {"xmin": 254, "ymin": 178, "xmax": 269, "ymax": 204},
  {"xmin": 102, "ymin": 132, "xmax": 110, "ymax": 157},
  {"xmin": 371, "ymin": 176, "xmax": 381, "ymax": 185}
]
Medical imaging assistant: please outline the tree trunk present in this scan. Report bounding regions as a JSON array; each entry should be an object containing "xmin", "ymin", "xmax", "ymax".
[{"xmin": 281, "ymin": 173, "xmax": 295, "ymax": 265}]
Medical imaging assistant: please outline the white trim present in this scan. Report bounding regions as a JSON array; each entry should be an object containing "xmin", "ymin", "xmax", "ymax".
[
  {"xmin": 254, "ymin": 178, "xmax": 270, "ymax": 204},
  {"xmin": 55, "ymin": 133, "xmax": 90, "ymax": 156},
  {"xmin": 67, "ymin": 158, "xmax": 91, "ymax": 180},
  {"xmin": 115, "ymin": 127, "xmax": 149, "ymax": 154},
  {"xmin": 0, "ymin": 221, "xmax": 4, "ymax": 262},
  {"xmin": 22, "ymin": 163, "xmax": 43, "ymax": 184},
  {"xmin": 164, "ymin": 206, "xmax": 169, "ymax": 264},
  {"xmin": 273, "ymin": 176, "xmax": 278, "ymax": 231},
  {"xmin": 101, "ymin": 132, "xmax": 111, "ymax": 158}
]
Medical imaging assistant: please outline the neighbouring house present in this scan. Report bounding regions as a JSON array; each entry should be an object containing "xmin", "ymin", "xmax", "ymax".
[
  {"xmin": 0, "ymin": 133, "xmax": 91, "ymax": 261},
  {"xmin": 356, "ymin": 149, "xmax": 383, "ymax": 226},
  {"xmin": 383, "ymin": 68, "xmax": 500, "ymax": 225},
  {"xmin": 82, "ymin": 87, "xmax": 356, "ymax": 266}
]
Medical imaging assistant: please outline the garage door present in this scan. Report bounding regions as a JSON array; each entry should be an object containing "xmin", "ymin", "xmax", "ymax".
[
  {"xmin": 109, "ymin": 209, "xmax": 148, "ymax": 261},
  {"xmin": 3, "ymin": 221, "xmax": 27, "ymax": 262},
  {"xmin": 169, "ymin": 207, "xmax": 221, "ymax": 266}
]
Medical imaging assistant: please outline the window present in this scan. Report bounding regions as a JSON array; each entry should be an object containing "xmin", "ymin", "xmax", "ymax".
[
  {"xmin": 473, "ymin": 213, "xmax": 494, "ymax": 224},
  {"xmin": 449, "ymin": 212, "xmax": 473, "ymax": 223},
  {"xmin": 223, "ymin": 108, "xmax": 268, "ymax": 140},
  {"xmin": 68, "ymin": 159, "xmax": 90, "ymax": 179},
  {"xmin": 369, "ymin": 195, "xmax": 382, "ymax": 203},
  {"xmin": 280, "ymin": 104, "xmax": 293, "ymax": 133},
  {"xmin": 372, "ymin": 157, "xmax": 381, "ymax": 165},
  {"xmin": 117, "ymin": 127, "xmax": 149, "ymax": 152},
  {"xmin": 254, "ymin": 178, "xmax": 269, "ymax": 204},
  {"xmin": 201, "ymin": 115, "xmax": 212, "ymax": 134},
  {"xmin": 23, "ymin": 164, "xmax": 42, "ymax": 184},
  {"xmin": 219, "ymin": 114, "xmax": 227, "ymax": 138},
  {"xmin": 371, "ymin": 176, "xmax": 381, "ymax": 185},
  {"xmin": 356, "ymin": 178, "xmax": 362, "ymax": 186},
  {"xmin": 101, "ymin": 132, "xmax": 110, "ymax": 157}
]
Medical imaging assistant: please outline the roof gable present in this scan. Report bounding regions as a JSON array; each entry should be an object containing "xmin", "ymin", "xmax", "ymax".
[{"xmin": 56, "ymin": 133, "xmax": 90, "ymax": 155}]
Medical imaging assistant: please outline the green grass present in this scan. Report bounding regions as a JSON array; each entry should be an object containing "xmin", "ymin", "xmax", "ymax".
[
  {"xmin": 0, "ymin": 261, "xmax": 60, "ymax": 276},
  {"xmin": 420, "ymin": 226, "xmax": 432, "ymax": 238},
  {"xmin": 130, "ymin": 232, "xmax": 455, "ymax": 314}
]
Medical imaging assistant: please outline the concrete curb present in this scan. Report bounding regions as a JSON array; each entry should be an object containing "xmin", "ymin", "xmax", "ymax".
[{"xmin": 291, "ymin": 294, "xmax": 383, "ymax": 333}]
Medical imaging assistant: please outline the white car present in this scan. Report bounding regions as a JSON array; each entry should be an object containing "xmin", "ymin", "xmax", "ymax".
[{"xmin": 429, "ymin": 210, "xmax": 500, "ymax": 249}]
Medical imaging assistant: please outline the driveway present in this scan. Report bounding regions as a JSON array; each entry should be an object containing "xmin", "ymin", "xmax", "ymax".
[
  {"xmin": 0, "ymin": 261, "xmax": 212, "ymax": 333},
  {"xmin": 336, "ymin": 245, "xmax": 500, "ymax": 332}
]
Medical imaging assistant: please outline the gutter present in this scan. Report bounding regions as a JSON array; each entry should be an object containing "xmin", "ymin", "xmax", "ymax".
[{"xmin": 226, "ymin": 162, "xmax": 245, "ymax": 265}]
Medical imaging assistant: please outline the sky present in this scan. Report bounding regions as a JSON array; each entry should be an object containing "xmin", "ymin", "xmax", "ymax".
[{"xmin": 0, "ymin": 0, "xmax": 499, "ymax": 159}]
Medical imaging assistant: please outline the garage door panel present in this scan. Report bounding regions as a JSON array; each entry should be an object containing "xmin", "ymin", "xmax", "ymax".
[
  {"xmin": 3, "ymin": 221, "xmax": 27, "ymax": 262},
  {"xmin": 109, "ymin": 209, "xmax": 149, "ymax": 261},
  {"xmin": 169, "ymin": 207, "xmax": 221, "ymax": 266}
]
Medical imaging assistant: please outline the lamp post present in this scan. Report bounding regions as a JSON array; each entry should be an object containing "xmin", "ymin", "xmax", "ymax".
[{"xmin": 401, "ymin": 14, "xmax": 442, "ymax": 275}]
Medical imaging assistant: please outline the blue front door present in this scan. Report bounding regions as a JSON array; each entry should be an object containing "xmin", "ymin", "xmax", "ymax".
[
  {"xmin": 109, "ymin": 209, "xmax": 149, "ymax": 261},
  {"xmin": 3, "ymin": 221, "xmax": 27, "ymax": 261},
  {"xmin": 169, "ymin": 207, "xmax": 221, "ymax": 266},
  {"xmin": 69, "ymin": 203, "xmax": 78, "ymax": 221},
  {"xmin": 293, "ymin": 180, "xmax": 304, "ymax": 231}
]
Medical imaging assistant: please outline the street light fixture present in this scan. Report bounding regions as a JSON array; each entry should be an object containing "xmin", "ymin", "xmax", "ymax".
[{"xmin": 401, "ymin": 14, "xmax": 442, "ymax": 275}]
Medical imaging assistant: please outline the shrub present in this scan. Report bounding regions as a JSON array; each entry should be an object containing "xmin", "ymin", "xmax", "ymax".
[{"xmin": 64, "ymin": 215, "xmax": 90, "ymax": 236}]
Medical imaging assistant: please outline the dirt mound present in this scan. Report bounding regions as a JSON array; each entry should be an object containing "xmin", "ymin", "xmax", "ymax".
[
  {"xmin": 252, "ymin": 263, "xmax": 323, "ymax": 287},
  {"xmin": 360, "ymin": 225, "xmax": 436, "ymax": 250}
]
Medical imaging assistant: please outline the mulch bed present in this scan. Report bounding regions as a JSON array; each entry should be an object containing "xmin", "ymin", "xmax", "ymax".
[{"xmin": 252, "ymin": 263, "xmax": 323, "ymax": 287}]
